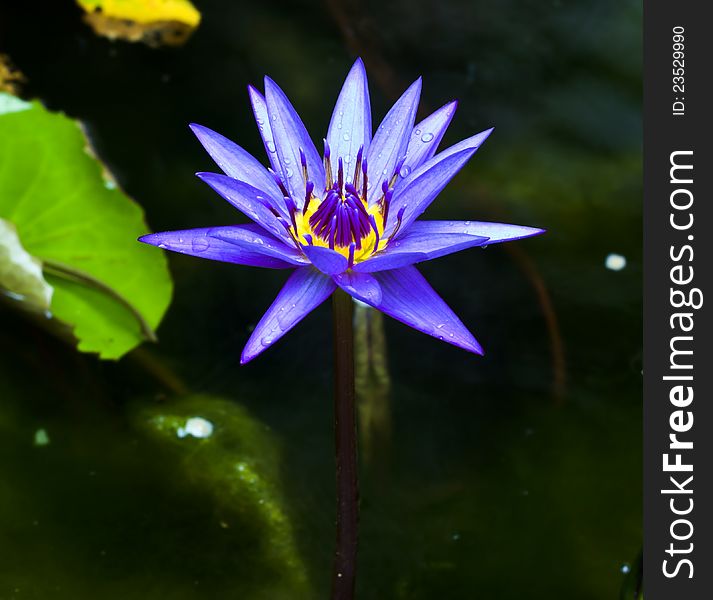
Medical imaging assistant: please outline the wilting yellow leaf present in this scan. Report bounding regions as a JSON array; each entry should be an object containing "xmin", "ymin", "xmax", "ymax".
[{"xmin": 76, "ymin": 0, "xmax": 201, "ymax": 46}]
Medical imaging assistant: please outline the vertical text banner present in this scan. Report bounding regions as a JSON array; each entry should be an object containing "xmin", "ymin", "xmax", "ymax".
[{"xmin": 644, "ymin": 0, "xmax": 712, "ymax": 597}]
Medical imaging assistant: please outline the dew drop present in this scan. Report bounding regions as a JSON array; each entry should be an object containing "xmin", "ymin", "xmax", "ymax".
[
  {"xmin": 399, "ymin": 165, "xmax": 411, "ymax": 178},
  {"xmin": 254, "ymin": 238, "xmax": 264, "ymax": 245},
  {"xmin": 158, "ymin": 243, "xmax": 167, "ymax": 249},
  {"xmin": 191, "ymin": 238, "xmax": 210, "ymax": 253},
  {"xmin": 414, "ymin": 128, "xmax": 421, "ymax": 135},
  {"xmin": 421, "ymin": 132, "xmax": 434, "ymax": 142},
  {"xmin": 266, "ymin": 141, "xmax": 276, "ymax": 153},
  {"xmin": 605, "ymin": 253, "xmax": 627, "ymax": 271},
  {"xmin": 343, "ymin": 132, "xmax": 350, "ymax": 141},
  {"xmin": 261, "ymin": 336, "xmax": 274, "ymax": 346},
  {"xmin": 285, "ymin": 168, "xmax": 293, "ymax": 178},
  {"xmin": 283, "ymin": 157, "xmax": 291, "ymax": 165}
]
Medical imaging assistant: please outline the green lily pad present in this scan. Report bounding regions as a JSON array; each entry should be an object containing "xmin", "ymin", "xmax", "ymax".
[
  {"xmin": 0, "ymin": 92, "xmax": 172, "ymax": 359},
  {"xmin": 0, "ymin": 217, "xmax": 53, "ymax": 311}
]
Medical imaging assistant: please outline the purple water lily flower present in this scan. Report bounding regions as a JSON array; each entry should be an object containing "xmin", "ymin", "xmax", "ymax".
[{"xmin": 139, "ymin": 59, "xmax": 544, "ymax": 363}]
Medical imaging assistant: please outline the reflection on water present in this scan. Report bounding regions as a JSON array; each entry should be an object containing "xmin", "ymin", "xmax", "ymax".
[{"xmin": 0, "ymin": 0, "xmax": 641, "ymax": 598}]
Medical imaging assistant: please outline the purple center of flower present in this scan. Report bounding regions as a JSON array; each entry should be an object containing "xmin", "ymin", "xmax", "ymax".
[
  {"xmin": 304, "ymin": 145, "xmax": 385, "ymax": 252},
  {"xmin": 309, "ymin": 185, "xmax": 372, "ymax": 250}
]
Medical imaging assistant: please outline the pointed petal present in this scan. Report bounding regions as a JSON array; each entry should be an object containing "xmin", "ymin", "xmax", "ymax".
[
  {"xmin": 367, "ymin": 266, "xmax": 482, "ymax": 354},
  {"xmin": 302, "ymin": 245, "xmax": 349, "ymax": 275},
  {"xmin": 404, "ymin": 220, "xmax": 545, "ymax": 244},
  {"xmin": 248, "ymin": 85, "xmax": 282, "ymax": 174},
  {"xmin": 241, "ymin": 267, "xmax": 336, "ymax": 363},
  {"xmin": 139, "ymin": 228, "xmax": 297, "ymax": 269},
  {"xmin": 196, "ymin": 172, "xmax": 294, "ymax": 245},
  {"xmin": 354, "ymin": 266, "xmax": 483, "ymax": 354},
  {"xmin": 354, "ymin": 229, "xmax": 489, "ymax": 273},
  {"xmin": 400, "ymin": 100, "xmax": 457, "ymax": 176},
  {"xmin": 327, "ymin": 58, "xmax": 371, "ymax": 183},
  {"xmin": 384, "ymin": 128, "xmax": 493, "ymax": 238},
  {"xmin": 264, "ymin": 76, "xmax": 326, "ymax": 202},
  {"xmin": 189, "ymin": 123, "xmax": 285, "ymax": 209},
  {"xmin": 333, "ymin": 270, "xmax": 382, "ymax": 305},
  {"xmin": 207, "ymin": 223, "xmax": 308, "ymax": 265},
  {"xmin": 365, "ymin": 78, "xmax": 422, "ymax": 204}
]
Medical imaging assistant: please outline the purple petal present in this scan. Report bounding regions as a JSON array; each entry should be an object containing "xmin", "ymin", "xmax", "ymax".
[
  {"xmin": 333, "ymin": 271, "xmax": 382, "ymax": 304},
  {"xmin": 369, "ymin": 266, "xmax": 482, "ymax": 354},
  {"xmin": 139, "ymin": 228, "xmax": 296, "ymax": 269},
  {"xmin": 207, "ymin": 223, "xmax": 308, "ymax": 265},
  {"xmin": 241, "ymin": 267, "xmax": 336, "ymax": 363},
  {"xmin": 327, "ymin": 58, "xmax": 371, "ymax": 183},
  {"xmin": 400, "ymin": 100, "xmax": 457, "ymax": 176},
  {"xmin": 196, "ymin": 172, "xmax": 294, "ymax": 245},
  {"xmin": 264, "ymin": 76, "xmax": 326, "ymax": 203},
  {"xmin": 248, "ymin": 85, "xmax": 282, "ymax": 174},
  {"xmin": 384, "ymin": 128, "xmax": 493, "ymax": 238},
  {"xmin": 354, "ymin": 229, "xmax": 489, "ymax": 273},
  {"xmin": 302, "ymin": 245, "xmax": 349, "ymax": 275},
  {"xmin": 365, "ymin": 78, "xmax": 422, "ymax": 204},
  {"xmin": 404, "ymin": 220, "xmax": 546, "ymax": 244},
  {"xmin": 189, "ymin": 124, "xmax": 285, "ymax": 213}
]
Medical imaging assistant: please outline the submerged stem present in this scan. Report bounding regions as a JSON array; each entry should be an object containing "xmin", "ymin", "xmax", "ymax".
[{"xmin": 331, "ymin": 288, "xmax": 359, "ymax": 600}]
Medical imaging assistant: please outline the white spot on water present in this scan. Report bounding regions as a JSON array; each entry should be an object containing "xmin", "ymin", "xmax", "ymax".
[
  {"xmin": 34, "ymin": 429, "xmax": 50, "ymax": 446},
  {"xmin": 605, "ymin": 253, "xmax": 627, "ymax": 271},
  {"xmin": 177, "ymin": 417, "xmax": 214, "ymax": 439}
]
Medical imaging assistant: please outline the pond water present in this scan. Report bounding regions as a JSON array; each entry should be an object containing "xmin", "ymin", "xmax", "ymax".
[{"xmin": 0, "ymin": 0, "xmax": 641, "ymax": 598}]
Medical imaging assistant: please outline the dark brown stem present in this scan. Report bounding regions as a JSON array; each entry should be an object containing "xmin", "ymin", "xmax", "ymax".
[{"xmin": 331, "ymin": 288, "xmax": 359, "ymax": 600}]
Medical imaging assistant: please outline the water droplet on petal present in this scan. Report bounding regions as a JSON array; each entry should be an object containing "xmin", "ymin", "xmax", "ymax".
[
  {"xmin": 421, "ymin": 132, "xmax": 434, "ymax": 142},
  {"xmin": 158, "ymin": 243, "xmax": 167, "ymax": 249},
  {"xmin": 192, "ymin": 238, "xmax": 210, "ymax": 253},
  {"xmin": 414, "ymin": 128, "xmax": 421, "ymax": 135},
  {"xmin": 261, "ymin": 336, "xmax": 274, "ymax": 346},
  {"xmin": 343, "ymin": 132, "xmax": 350, "ymax": 141},
  {"xmin": 266, "ymin": 141, "xmax": 276, "ymax": 153},
  {"xmin": 399, "ymin": 165, "xmax": 411, "ymax": 178},
  {"xmin": 285, "ymin": 168, "xmax": 293, "ymax": 178}
]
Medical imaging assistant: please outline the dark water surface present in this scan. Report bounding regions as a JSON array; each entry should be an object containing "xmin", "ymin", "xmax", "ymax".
[{"xmin": 0, "ymin": 1, "xmax": 641, "ymax": 598}]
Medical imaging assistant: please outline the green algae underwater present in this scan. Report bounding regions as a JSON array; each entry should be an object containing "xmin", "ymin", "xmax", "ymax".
[{"xmin": 0, "ymin": 0, "xmax": 641, "ymax": 598}]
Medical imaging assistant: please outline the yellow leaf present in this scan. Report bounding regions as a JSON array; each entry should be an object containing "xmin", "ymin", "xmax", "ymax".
[{"xmin": 76, "ymin": 0, "xmax": 201, "ymax": 46}]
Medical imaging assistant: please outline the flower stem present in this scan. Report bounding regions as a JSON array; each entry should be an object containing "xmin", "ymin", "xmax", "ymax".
[{"xmin": 331, "ymin": 288, "xmax": 359, "ymax": 600}]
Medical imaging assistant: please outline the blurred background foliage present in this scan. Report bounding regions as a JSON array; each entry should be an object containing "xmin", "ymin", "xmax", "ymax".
[{"xmin": 0, "ymin": 0, "xmax": 641, "ymax": 598}]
